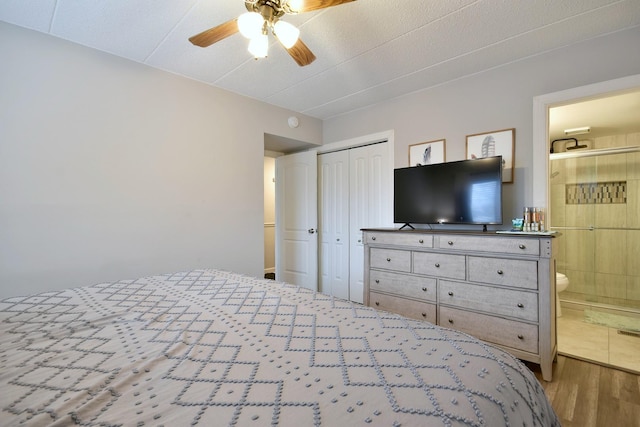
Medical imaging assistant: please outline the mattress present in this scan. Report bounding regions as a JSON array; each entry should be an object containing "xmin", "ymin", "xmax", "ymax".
[{"xmin": 0, "ymin": 269, "xmax": 559, "ymax": 426}]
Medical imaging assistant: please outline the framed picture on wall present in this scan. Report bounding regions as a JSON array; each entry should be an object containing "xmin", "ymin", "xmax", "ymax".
[
  {"xmin": 466, "ymin": 128, "xmax": 515, "ymax": 183},
  {"xmin": 408, "ymin": 139, "xmax": 446, "ymax": 166}
]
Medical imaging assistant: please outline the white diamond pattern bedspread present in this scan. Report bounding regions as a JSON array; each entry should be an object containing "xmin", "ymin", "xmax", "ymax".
[{"xmin": 0, "ymin": 269, "xmax": 559, "ymax": 426}]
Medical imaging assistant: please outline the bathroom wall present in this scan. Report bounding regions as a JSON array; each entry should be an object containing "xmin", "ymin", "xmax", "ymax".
[{"xmin": 550, "ymin": 132, "xmax": 640, "ymax": 309}]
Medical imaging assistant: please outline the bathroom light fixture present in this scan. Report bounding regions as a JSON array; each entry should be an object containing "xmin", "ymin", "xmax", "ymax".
[{"xmin": 564, "ymin": 126, "xmax": 591, "ymax": 136}]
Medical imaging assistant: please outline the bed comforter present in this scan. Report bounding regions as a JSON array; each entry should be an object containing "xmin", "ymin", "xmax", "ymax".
[{"xmin": 0, "ymin": 269, "xmax": 559, "ymax": 426}]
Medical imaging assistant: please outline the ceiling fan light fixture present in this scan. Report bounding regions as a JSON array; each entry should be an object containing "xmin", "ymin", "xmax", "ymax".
[
  {"xmin": 274, "ymin": 20, "xmax": 300, "ymax": 48},
  {"xmin": 238, "ymin": 12, "xmax": 264, "ymax": 39},
  {"xmin": 248, "ymin": 33, "xmax": 269, "ymax": 58},
  {"xmin": 285, "ymin": 0, "xmax": 304, "ymax": 13},
  {"xmin": 189, "ymin": 0, "xmax": 357, "ymax": 66}
]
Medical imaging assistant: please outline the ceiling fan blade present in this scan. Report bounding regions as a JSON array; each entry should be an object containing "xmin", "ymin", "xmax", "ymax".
[
  {"xmin": 286, "ymin": 38, "xmax": 316, "ymax": 66},
  {"xmin": 296, "ymin": 0, "xmax": 356, "ymax": 13},
  {"xmin": 189, "ymin": 19, "xmax": 238, "ymax": 47}
]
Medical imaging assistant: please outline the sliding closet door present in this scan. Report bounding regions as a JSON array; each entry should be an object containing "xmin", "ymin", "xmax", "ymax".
[
  {"xmin": 318, "ymin": 150, "xmax": 350, "ymax": 299},
  {"xmin": 349, "ymin": 143, "xmax": 393, "ymax": 303}
]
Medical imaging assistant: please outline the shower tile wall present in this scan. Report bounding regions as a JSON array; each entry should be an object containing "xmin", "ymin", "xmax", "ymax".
[{"xmin": 550, "ymin": 132, "xmax": 640, "ymax": 309}]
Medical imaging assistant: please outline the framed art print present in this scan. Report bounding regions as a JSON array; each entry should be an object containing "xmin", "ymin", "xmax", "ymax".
[
  {"xmin": 466, "ymin": 128, "xmax": 515, "ymax": 183},
  {"xmin": 408, "ymin": 139, "xmax": 446, "ymax": 166}
]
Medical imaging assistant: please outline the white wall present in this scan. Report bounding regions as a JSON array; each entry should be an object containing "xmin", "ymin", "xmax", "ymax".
[
  {"xmin": 323, "ymin": 26, "xmax": 640, "ymax": 225},
  {"xmin": 0, "ymin": 22, "xmax": 322, "ymax": 298}
]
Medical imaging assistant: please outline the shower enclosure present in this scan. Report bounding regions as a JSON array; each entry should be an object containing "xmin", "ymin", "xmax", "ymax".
[{"xmin": 549, "ymin": 133, "xmax": 640, "ymax": 371}]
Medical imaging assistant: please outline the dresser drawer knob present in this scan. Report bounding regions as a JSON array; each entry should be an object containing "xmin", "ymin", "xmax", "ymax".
[
  {"xmin": 375, "ymin": 280, "xmax": 380, "ymax": 284},
  {"xmin": 519, "ymin": 244, "xmax": 526, "ymax": 249},
  {"xmin": 435, "ymin": 263, "xmax": 440, "ymax": 268},
  {"xmin": 421, "ymin": 313, "xmax": 427, "ymax": 318},
  {"xmin": 419, "ymin": 239, "xmax": 424, "ymax": 244},
  {"xmin": 387, "ymin": 257, "xmax": 391, "ymax": 262},
  {"xmin": 421, "ymin": 287, "xmax": 427, "ymax": 292},
  {"xmin": 448, "ymin": 291, "xmax": 454, "ymax": 296},
  {"xmin": 497, "ymin": 270, "xmax": 503, "ymax": 275},
  {"xmin": 448, "ymin": 319, "xmax": 454, "ymax": 324},
  {"xmin": 517, "ymin": 303, "xmax": 524, "ymax": 308},
  {"xmin": 517, "ymin": 334, "xmax": 524, "ymax": 340},
  {"xmin": 447, "ymin": 241, "xmax": 454, "ymax": 246},
  {"xmin": 372, "ymin": 236, "xmax": 376, "ymax": 241},
  {"xmin": 375, "ymin": 301, "xmax": 380, "ymax": 306}
]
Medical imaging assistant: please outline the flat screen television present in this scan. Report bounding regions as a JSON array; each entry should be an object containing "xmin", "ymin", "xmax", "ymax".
[{"xmin": 394, "ymin": 156, "xmax": 503, "ymax": 229}]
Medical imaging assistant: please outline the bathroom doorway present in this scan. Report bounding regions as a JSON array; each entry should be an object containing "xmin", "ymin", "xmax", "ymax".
[{"xmin": 547, "ymin": 91, "xmax": 640, "ymax": 373}]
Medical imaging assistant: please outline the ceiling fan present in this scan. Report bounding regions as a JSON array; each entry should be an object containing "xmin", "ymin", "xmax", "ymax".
[{"xmin": 189, "ymin": 0, "xmax": 356, "ymax": 66}]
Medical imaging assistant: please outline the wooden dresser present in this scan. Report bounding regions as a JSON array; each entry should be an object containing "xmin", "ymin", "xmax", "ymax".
[{"xmin": 362, "ymin": 228, "xmax": 557, "ymax": 381}]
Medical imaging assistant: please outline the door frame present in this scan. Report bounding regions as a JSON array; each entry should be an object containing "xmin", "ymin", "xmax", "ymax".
[
  {"xmin": 314, "ymin": 130, "xmax": 395, "ymax": 157},
  {"xmin": 313, "ymin": 130, "xmax": 395, "ymax": 301},
  {"xmin": 273, "ymin": 130, "xmax": 395, "ymax": 290},
  {"xmin": 532, "ymin": 74, "xmax": 640, "ymax": 209}
]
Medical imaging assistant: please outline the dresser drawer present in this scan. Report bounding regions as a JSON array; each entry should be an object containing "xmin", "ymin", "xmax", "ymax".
[
  {"xmin": 439, "ymin": 280, "xmax": 538, "ymax": 322},
  {"xmin": 365, "ymin": 232, "xmax": 433, "ymax": 249},
  {"xmin": 437, "ymin": 235, "xmax": 540, "ymax": 256},
  {"xmin": 413, "ymin": 252, "xmax": 465, "ymax": 280},
  {"xmin": 439, "ymin": 306, "xmax": 538, "ymax": 353},
  {"xmin": 370, "ymin": 270, "xmax": 436, "ymax": 302},
  {"xmin": 370, "ymin": 248, "xmax": 411, "ymax": 272},
  {"xmin": 370, "ymin": 292, "xmax": 436, "ymax": 323},
  {"xmin": 468, "ymin": 256, "xmax": 538, "ymax": 289}
]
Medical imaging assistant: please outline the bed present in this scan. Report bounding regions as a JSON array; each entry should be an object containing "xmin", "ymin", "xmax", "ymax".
[{"xmin": 0, "ymin": 269, "xmax": 559, "ymax": 426}]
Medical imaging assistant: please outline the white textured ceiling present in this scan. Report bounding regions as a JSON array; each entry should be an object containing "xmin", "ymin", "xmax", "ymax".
[{"xmin": 1, "ymin": 0, "xmax": 640, "ymax": 122}]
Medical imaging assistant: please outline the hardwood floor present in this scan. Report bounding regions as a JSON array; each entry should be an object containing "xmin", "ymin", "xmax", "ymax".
[{"xmin": 527, "ymin": 355, "xmax": 640, "ymax": 427}]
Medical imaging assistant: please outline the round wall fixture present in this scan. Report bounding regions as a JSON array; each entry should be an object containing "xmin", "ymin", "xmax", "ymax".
[{"xmin": 288, "ymin": 116, "xmax": 299, "ymax": 128}]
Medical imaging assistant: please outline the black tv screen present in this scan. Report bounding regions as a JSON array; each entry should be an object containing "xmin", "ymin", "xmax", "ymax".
[{"xmin": 394, "ymin": 156, "xmax": 503, "ymax": 226}]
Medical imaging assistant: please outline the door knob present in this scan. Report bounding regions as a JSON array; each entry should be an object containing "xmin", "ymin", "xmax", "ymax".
[{"xmin": 308, "ymin": 228, "xmax": 317, "ymax": 234}]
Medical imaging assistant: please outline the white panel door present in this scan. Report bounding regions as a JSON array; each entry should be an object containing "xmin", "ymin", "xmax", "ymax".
[
  {"xmin": 318, "ymin": 150, "xmax": 350, "ymax": 299},
  {"xmin": 275, "ymin": 151, "xmax": 318, "ymax": 290},
  {"xmin": 349, "ymin": 143, "xmax": 393, "ymax": 303}
]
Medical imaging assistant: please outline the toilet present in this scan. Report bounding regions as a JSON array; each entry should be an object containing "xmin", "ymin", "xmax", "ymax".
[{"xmin": 555, "ymin": 272, "xmax": 569, "ymax": 317}]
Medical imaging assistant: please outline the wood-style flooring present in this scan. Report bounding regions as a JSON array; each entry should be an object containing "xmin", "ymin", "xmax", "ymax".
[{"xmin": 526, "ymin": 355, "xmax": 640, "ymax": 427}]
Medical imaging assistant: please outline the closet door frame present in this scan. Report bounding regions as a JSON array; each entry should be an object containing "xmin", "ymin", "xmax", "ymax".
[{"xmin": 315, "ymin": 130, "xmax": 395, "ymax": 302}]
